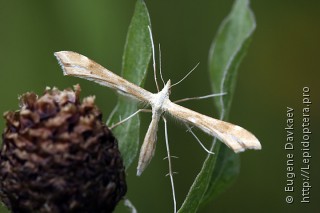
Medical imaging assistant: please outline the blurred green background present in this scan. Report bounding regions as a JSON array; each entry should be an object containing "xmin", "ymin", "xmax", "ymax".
[{"xmin": 0, "ymin": 0, "xmax": 319, "ymax": 212}]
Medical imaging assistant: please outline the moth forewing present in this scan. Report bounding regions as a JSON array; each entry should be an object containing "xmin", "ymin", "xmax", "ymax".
[
  {"xmin": 137, "ymin": 113, "xmax": 161, "ymax": 176},
  {"xmin": 54, "ymin": 51, "xmax": 153, "ymax": 102},
  {"xmin": 164, "ymin": 101, "xmax": 261, "ymax": 153}
]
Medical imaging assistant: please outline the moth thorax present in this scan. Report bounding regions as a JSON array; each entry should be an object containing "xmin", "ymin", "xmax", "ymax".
[{"xmin": 151, "ymin": 80, "xmax": 171, "ymax": 111}]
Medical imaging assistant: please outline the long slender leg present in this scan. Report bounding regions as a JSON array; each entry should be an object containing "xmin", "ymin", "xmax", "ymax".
[
  {"xmin": 174, "ymin": 92, "xmax": 227, "ymax": 104},
  {"xmin": 124, "ymin": 198, "xmax": 137, "ymax": 213},
  {"xmin": 109, "ymin": 109, "xmax": 151, "ymax": 130},
  {"xmin": 186, "ymin": 125, "xmax": 214, "ymax": 155},
  {"xmin": 163, "ymin": 117, "xmax": 177, "ymax": 213}
]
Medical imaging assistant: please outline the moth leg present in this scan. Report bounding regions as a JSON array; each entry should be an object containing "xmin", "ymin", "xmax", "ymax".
[
  {"xmin": 163, "ymin": 116, "xmax": 177, "ymax": 213},
  {"xmin": 174, "ymin": 92, "xmax": 227, "ymax": 104},
  {"xmin": 109, "ymin": 109, "xmax": 151, "ymax": 130},
  {"xmin": 186, "ymin": 125, "xmax": 215, "ymax": 155}
]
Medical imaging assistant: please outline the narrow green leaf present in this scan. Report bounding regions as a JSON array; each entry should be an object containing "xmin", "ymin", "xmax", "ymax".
[
  {"xmin": 107, "ymin": 0, "xmax": 151, "ymax": 169},
  {"xmin": 204, "ymin": 0, "xmax": 256, "ymax": 204},
  {"xmin": 209, "ymin": 0, "xmax": 256, "ymax": 115},
  {"xmin": 178, "ymin": 0, "xmax": 256, "ymax": 212}
]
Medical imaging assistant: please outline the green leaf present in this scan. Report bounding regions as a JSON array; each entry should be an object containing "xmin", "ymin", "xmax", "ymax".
[
  {"xmin": 204, "ymin": 0, "xmax": 256, "ymax": 204},
  {"xmin": 209, "ymin": 0, "xmax": 256, "ymax": 115},
  {"xmin": 178, "ymin": 0, "xmax": 256, "ymax": 212},
  {"xmin": 107, "ymin": 0, "xmax": 151, "ymax": 169}
]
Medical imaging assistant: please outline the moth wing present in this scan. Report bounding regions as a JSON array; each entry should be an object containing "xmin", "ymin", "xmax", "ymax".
[
  {"xmin": 54, "ymin": 51, "xmax": 153, "ymax": 102},
  {"xmin": 165, "ymin": 101, "xmax": 261, "ymax": 153},
  {"xmin": 137, "ymin": 114, "xmax": 160, "ymax": 176}
]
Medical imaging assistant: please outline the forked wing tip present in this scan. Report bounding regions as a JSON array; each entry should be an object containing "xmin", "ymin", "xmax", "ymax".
[
  {"xmin": 233, "ymin": 138, "xmax": 262, "ymax": 153},
  {"xmin": 218, "ymin": 126, "xmax": 261, "ymax": 153}
]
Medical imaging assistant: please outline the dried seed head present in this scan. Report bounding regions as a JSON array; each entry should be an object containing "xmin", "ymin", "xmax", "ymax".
[{"xmin": 0, "ymin": 85, "xmax": 127, "ymax": 213}]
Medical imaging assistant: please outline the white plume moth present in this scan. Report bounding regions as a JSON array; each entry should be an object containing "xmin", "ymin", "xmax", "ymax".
[{"xmin": 54, "ymin": 51, "xmax": 261, "ymax": 176}]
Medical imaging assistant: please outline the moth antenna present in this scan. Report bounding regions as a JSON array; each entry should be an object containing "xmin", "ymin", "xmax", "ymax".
[
  {"xmin": 186, "ymin": 125, "xmax": 215, "ymax": 155},
  {"xmin": 159, "ymin": 43, "xmax": 166, "ymax": 86},
  {"xmin": 171, "ymin": 62, "xmax": 200, "ymax": 88},
  {"xmin": 174, "ymin": 92, "xmax": 227, "ymax": 103},
  {"xmin": 163, "ymin": 117, "xmax": 177, "ymax": 213},
  {"xmin": 148, "ymin": 25, "xmax": 160, "ymax": 92},
  {"xmin": 110, "ymin": 109, "xmax": 151, "ymax": 129}
]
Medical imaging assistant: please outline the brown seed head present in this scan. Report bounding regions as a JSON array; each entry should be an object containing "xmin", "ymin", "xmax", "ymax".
[{"xmin": 0, "ymin": 85, "xmax": 126, "ymax": 213}]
